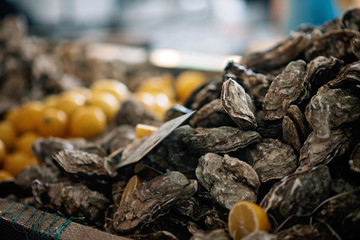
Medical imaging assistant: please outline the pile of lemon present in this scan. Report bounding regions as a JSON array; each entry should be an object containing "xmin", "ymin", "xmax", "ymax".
[{"xmin": 0, "ymin": 71, "xmax": 207, "ymax": 181}]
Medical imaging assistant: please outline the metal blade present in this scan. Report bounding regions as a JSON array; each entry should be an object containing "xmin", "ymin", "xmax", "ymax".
[{"xmin": 115, "ymin": 110, "xmax": 195, "ymax": 169}]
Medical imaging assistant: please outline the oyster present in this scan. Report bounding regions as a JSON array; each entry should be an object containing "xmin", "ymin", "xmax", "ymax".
[
  {"xmin": 53, "ymin": 149, "xmax": 113, "ymax": 179},
  {"xmin": 113, "ymin": 171, "xmax": 198, "ymax": 234},
  {"xmin": 32, "ymin": 180, "xmax": 109, "ymax": 225},
  {"xmin": 282, "ymin": 105, "xmax": 310, "ymax": 152},
  {"xmin": 305, "ymin": 56, "xmax": 343, "ymax": 94},
  {"xmin": 241, "ymin": 32, "xmax": 312, "ymax": 74},
  {"xmin": 189, "ymin": 99, "xmax": 235, "ymax": 128},
  {"xmin": 314, "ymin": 190, "xmax": 360, "ymax": 240},
  {"xmin": 262, "ymin": 60, "xmax": 308, "ymax": 121},
  {"xmin": 296, "ymin": 128, "xmax": 351, "ymax": 173},
  {"xmin": 221, "ymin": 79, "xmax": 257, "ymax": 129},
  {"xmin": 305, "ymin": 88, "xmax": 360, "ymax": 139},
  {"xmin": 196, "ymin": 153, "xmax": 260, "ymax": 209},
  {"xmin": 243, "ymin": 138, "xmax": 298, "ymax": 183},
  {"xmin": 349, "ymin": 142, "xmax": 360, "ymax": 173},
  {"xmin": 327, "ymin": 60, "xmax": 360, "ymax": 89},
  {"xmin": 342, "ymin": 7, "xmax": 360, "ymax": 31},
  {"xmin": 223, "ymin": 61, "xmax": 271, "ymax": 107},
  {"xmin": 184, "ymin": 126, "xmax": 261, "ymax": 154},
  {"xmin": 261, "ymin": 165, "xmax": 331, "ymax": 221},
  {"xmin": 114, "ymin": 97, "xmax": 160, "ymax": 126},
  {"xmin": 305, "ymin": 29, "xmax": 360, "ymax": 62},
  {"xmin": 188, "ymin": 79, "xmax": 222, "ymax": 110}
]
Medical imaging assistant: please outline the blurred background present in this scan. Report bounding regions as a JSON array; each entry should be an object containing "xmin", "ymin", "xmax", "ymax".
[{"xmin": 2, "ymin": 0, "xmax": 357, "ymax": 71}]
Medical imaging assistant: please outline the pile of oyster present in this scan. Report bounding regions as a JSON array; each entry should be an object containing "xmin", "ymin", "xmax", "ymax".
[
  {"xmin": 0, "ymin": 15, "xmax": 157, "ymax": 115},
  {"xmin": 3, "ymin": 8, "xmax": 360, "ymax": 240}
]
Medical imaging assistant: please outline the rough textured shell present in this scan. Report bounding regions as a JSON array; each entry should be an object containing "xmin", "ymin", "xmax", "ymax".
[
  {"xmin": 327, "ymin": 60, "xmax": 360, "ymax": 89},
  {"xmin": 114, "ymin": 97, "xmax": 160, "ymax": 126},
  {"xmin": 351, "ymin": 38, "xmax": 360, "ymax": 59},
  {"xmin": 190, "ymin": 229, "xmax": 231, "ymax": 240},
  {"xmin": 241, "ymin": 32, "xmax": 312, "ymax": 74},
  {"xmin": 53, "ymin": 149, "xmax": 110, "ymax": 178},
  {"xmin": 282, "ymin": 105, "xmax": 310, "ymax": 152},
  {"xmin": 32, "ymin": 180, "xmax": 109, "ymax": 224},
  {"xmin": 349, "ymin": 142, "xmax": 360, "ymax": 173},
  {"xmin": 296, "ymin": 128, "xmax": 351, "ymax": 173},
  {"xmin": 196, "ymin": 153, "xmax": 260, "ymax": 209},
  {"xmin": 262, "ymin": 60, "xmax": 308, "ymax": 120},
  {"xmin": 282, "ymin": 116, "xmax": 301, "ymax": 152},
  {"xmin": 305, "ymin": 88, "xmax": 360, "ymax": 139},
  {"xmin": 305, "ymin": 56, "xmax": 343, "ymax": 93},
  {"xmin": 305, "ymin": 29, "xmax": 360, "ymax": 62},
  {"xmin": 189, "ymin": 99, "xmax": 235, "ymax": 128},
  {"xmin": 147, "ymin": 125, "xmax": 199, "ymax": 178},
  {"xmin": 342, "ymin": 8, "xmax": 360, "ymax": 31},
  {"xmin": 189, "ymin": 79, "xmax": 222, "ymax": 110},
  {"xmin": 244, "ymin": 138, "xmax": 298, "ymax": 183},
  {"xmin": 260, "ymin": 165, "xmax": 331, "ymax": 221},
  {"xmin": 221, "ymin": 79, "xmax": 257, "ymax": 129},
  {"xmin": 113, "ymin": 171, "xmax": 198, "ymax": 234},
  {"xmin": 184, "ymin": 126, "xmax": 261, "ymax": 153},
  {"xmin": 223, "ymin": 61, "xmax": 271, "ymax": 107},
  {"xmin": 276, "ymin": 225, "xmax": 324, "ymax": 240},
  {"xmin": 314, "ymin": 190, "xmax": 360, "ymax": 240}
]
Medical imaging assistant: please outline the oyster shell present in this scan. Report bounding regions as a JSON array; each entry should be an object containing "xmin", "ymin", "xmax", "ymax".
[
  {"xmin": 221, "ymin": 79, "xmax": 257, "ymax": 129},
  {"xmin": 196, "ymin": 153, "xmax": 260, "ymax": 209},
  {"xmin": 241, "ymin": 32, "xmax": 312, "ymax": 74},
  {"xmin": 113, "ymin": 171, "xmax": 198, "ymax": 234},
  {"xmin": 305, "ymin": 88, "xmax": 360, "ymax": 139},
  {"xmin": 305, "ymin": 29, "xmax": 360, "ymax": 62},
  {"xmin": 282, "ymin": 105, "xmax": 310, "ymax": 152},
  {"xmin": 184, "ymin": 126, "xmax": 261, "ymax": 154},
  {"xmin": 189, "ymin": 99, "xmax": 235, "ymax": 128},
  {"xmin": 262, "ymin": 60, "xmax": 308, "ymax": 121},
  {"xmin": 296, "ymin": 128, "xmax": 351, "ymax": 173},
  {"xmin": 32, "ymin": 180, "xmax": 109, "ymax": 225},
  {"xmin": 349, "ymin": 142, "xmax": 360, "ymax": 173},
  {"xmin": 53, "ymin": 149, "xmax": 112, "ymax": 179},
  {"xmin": 260, "ymin": 165, "xmax": 331, "ymax": 221},
  {"xmin": 243, "ymin": 138, "xmax": 298, "ymax": 183}
]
